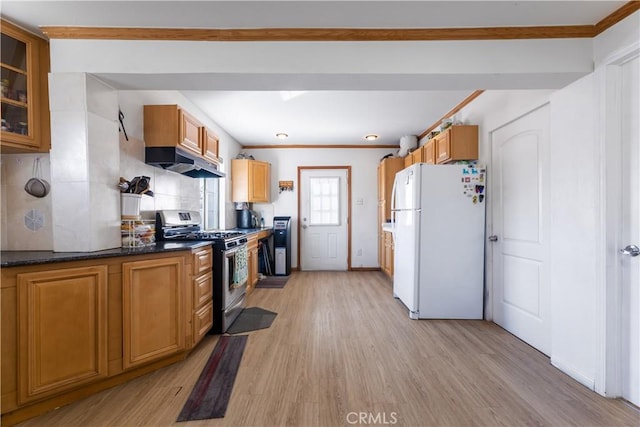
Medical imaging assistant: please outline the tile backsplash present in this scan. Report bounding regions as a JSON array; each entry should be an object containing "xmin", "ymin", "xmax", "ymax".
[
  {"xmin": 0, "ymin": 153, "xmax": 54, "ymax": 250},
  {"xmin": 0, "ymin": 135, "xmax": 201, "ymax": 252}
]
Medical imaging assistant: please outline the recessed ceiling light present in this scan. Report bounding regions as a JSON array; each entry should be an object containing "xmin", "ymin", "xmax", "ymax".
[
  {"xmin": 275, "ymin": 133, "xmax": 289, "ymax": 139},
  {"xmin": 364, "ymin": 134, "xmax": 378, "ymax": 141}
]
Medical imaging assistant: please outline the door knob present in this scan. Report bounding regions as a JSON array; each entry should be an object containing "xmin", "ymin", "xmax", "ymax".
[
  {"xmin": 620, "ymin": 244, "xmax": 640, "ymax": 257},
  {"xmin": 488, "ymin": 235, "xmax": 498, "ymax": 242}
]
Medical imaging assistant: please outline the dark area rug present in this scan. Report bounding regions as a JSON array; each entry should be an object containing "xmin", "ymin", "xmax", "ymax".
[
  {"xmin": 176, "ymin": 335, "xmax": 247, "ymax": 422},
  {"xmin": 255, "ymin": 275, "xmax": 289, "ymax": 288},
  {"xmin": 226, "ymin": 307, "xmax": 277, "ymax": 334}
]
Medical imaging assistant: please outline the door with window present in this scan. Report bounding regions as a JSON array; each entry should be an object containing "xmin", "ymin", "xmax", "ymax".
[{"xmin": 299, "ymin": 167, "xmax": 350, "ymax": 271}]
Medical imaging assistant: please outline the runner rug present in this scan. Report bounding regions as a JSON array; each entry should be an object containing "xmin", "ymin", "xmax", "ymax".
[{"xmin": 176, "ymin": 335, "xmax": 248, "ymax": 422}]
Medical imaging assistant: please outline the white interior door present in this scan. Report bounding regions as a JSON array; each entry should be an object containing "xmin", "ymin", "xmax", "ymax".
[
  {"xmin": 300, "ymin": 168, "xmax": 349, "ymax": 271},
  {"xmin": 620, "ymin": 55, "xmax": 640, "ymax": 407},
  {"xmin": 491, "ymin": 104, "xmax": 551, "ymax": 355}
]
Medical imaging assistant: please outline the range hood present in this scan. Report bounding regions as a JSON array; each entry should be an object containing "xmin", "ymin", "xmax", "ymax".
[{"xmin": 145, "ymin": 147, "xmax": 225, "ymax": 178}]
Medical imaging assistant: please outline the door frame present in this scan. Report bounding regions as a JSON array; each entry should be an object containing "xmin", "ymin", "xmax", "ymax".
[
  {"xmin": 600, "ymin": 45, "xmax": 640, "ymax": 398},
  {"xmin": 297, "ymin": 166, "xmax": 352, "ymax": 271}
]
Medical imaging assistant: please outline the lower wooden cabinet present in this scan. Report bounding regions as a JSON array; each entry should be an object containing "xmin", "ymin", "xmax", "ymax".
[
  {"xmin": 1, "ymin": 249, "xmax": 212, "ymax": 425},
  {"xmin": 122, "ymin": 257, "xmax": 185, "ymax": 370},
  {"xmin": 191, "ymin": 246, "xmax": 213, "ymax": 347},
  {"xmin": 381, "ymin": 231, "xmax": 394, "ymax": 279},
  {"xmin": 17, "ymin": 266, "xmax": 108, "ymax": 403},
  {"xmin": 247, "ymin": 235, "xmax": 259, "ymax": 291}
]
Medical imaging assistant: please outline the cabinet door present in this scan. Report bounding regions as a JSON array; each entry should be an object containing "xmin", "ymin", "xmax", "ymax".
[
  {"xmin": 17, "ymin": 266, "xmax": 108, "ymax": 403},
  {"xmin": 412, "ymin": 148, "xmax": 423, "ymax": 163},
  {"xmin": 247, "ymin": 238, "xmax": 259, "ymax": 290},
  {"xmin": 178, "ymin": 109, "xmax": 203, "ymax": 157},
  {"xmin": 1, "ymin": 20, "xmax": 46, "ymax": 152},
  {"xmin": 436, "ymin": 131, "xmax": 451, "ymax": 164},
  {"xmin": 122, "ymin": 257, "xmax": 185, "ymax": 370},
  {"xmin": 404, "ymin": 155, "xmax": 412, "ymax": 168},
  {"xmin": 249, "ymin": 161, "xmax": 270, "ymax": 203},
  {"xmin": 384, "ymin": 232, "xmax": 394, "ymax": 277},
  {"xmin": 423, "ymin": 139, "xmax": 436, "ymax": 164},
  {"xmin": 202, "ymin": 127, "xmax": 219, "ymax": 163}
]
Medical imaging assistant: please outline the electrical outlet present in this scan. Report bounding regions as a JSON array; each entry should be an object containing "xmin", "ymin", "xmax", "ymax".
[{"xmin": 357, "ymin": 248, "xmax": 362, "ymax": 256}]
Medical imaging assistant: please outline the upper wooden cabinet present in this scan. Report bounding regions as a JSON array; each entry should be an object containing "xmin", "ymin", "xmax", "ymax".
[
  {"xmin": 1, "ymin": 19, "xmax": 50, "ymax": 153},
  {"xmin": 231, "ymin": 159, "xmax": 271, "ymax": 203},
  {"xmin": 434, "ymin": 125, "xmax": 478, "ymax": 164},
  {"xmin": 144, "ymin": 104, "xmax": 220, "ymax": 163}
]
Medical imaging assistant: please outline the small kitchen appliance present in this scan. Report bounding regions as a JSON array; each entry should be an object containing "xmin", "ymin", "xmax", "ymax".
[
  {"xmin": 273, "ymin": 216, "xmax": 291, "ymax": 276},
  {"xmin": 156, "ymin": 210, "xmax": 248, "ymax": 333},
  {"xmin": 236, "ymin": 209, "xmax": 255, "ymax": 229}
]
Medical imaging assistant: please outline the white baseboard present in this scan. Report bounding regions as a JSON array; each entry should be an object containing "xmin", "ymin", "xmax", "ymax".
[{"xmin": 551, "ymin": 356, "xmax": 597, "ymax": 392}]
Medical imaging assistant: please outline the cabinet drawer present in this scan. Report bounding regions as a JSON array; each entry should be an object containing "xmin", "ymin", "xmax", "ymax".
[
  {"xmin": 193, "ymin": 271, "xmax": 213, "ymax": 308},
  {"xmin": 194, "ymin": 301, "xmax": 214, "ymax": 345},
  {"xmin": 192, "ymin": 247, "xmax": 213, "ymax": 275}
]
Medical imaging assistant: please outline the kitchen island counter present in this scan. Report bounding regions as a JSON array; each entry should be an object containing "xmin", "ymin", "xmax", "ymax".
[{"xmin": 0, "ymin": 241, "xmax": 212, "ymax": 267}]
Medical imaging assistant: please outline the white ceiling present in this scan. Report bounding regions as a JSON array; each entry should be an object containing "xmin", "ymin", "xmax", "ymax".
[{"xmin": 1, "ymin": 1, "xmax": 628, "ymax": 146}]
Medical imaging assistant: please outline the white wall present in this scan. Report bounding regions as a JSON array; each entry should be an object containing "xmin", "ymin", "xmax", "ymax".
[
  {"xmin": 244, "ymin": 147, "xmax": 397, "ymax": 268},
  {"xmin": 549, "ymin": 74, "xmax": 600, "ymax": 388}
]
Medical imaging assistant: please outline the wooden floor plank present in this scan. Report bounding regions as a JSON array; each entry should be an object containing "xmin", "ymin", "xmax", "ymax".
[{"xmin": 15, "ymin": 271, "xmax": 640, "ymax": 426}]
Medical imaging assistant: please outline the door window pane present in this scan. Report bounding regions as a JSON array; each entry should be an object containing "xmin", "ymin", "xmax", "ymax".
[{"xmin": 309, "ymin": 177, "xmax": 340, "ymax": 225}]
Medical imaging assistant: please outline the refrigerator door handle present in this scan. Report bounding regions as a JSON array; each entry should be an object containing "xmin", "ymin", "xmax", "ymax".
[{"xmin": 390, "ymin": 174, "xmax": 398, "ymax": 240}]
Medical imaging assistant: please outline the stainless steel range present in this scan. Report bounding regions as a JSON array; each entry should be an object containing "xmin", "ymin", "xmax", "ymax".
[{"xmin": 156, "ymin": 210, "xmax": 248, "ymax": 334}]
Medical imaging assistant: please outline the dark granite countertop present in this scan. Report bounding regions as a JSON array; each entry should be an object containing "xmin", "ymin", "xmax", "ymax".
[
  {"xmin": 228, "ymin": 227, "xmax": 273, "ymax": 236},
  {"xmin": 0, "ymin": 241, "xmax": 212, "ymax": 268}
]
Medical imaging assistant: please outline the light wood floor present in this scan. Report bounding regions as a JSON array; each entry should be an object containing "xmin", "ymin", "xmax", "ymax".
[{"xmin": 17, "ymin": 271, "xmax": 640, "ymax": 426}]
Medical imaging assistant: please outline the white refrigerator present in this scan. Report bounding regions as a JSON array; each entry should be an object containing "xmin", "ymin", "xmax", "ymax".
[{"xmin": 391, "ymin": 162, "xmax": 486, "ymax": 319}]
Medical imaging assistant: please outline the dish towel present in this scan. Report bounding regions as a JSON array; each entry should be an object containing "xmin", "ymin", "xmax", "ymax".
[{"xmin": 233, "ymin": 245, "xmax": 248, "ymax": 286}]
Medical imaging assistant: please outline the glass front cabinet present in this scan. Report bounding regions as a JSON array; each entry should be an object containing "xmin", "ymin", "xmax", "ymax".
[{"xmin": 1, "ymin": 20, "xmax": 49, "ymax": 153}]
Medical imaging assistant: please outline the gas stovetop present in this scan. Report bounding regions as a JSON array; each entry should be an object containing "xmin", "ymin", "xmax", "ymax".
[
  {"xmin": 156, "ymin": 210, "xmax": 247, "ymax": 249},
  {"xmin": 184, "ymin": 231, "xmax": 245, "ymax": 240}
]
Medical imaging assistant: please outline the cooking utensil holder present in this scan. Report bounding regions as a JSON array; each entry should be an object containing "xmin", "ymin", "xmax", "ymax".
[{"xmin": 121, "ymin": 193, "xmax": 142, "ymax": 219}]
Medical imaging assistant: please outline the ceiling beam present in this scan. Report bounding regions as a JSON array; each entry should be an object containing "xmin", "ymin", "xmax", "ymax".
[
  {"xmin": 40, "ymin": 1, "xmax": 640, "ymax": 42},
  {"xmin": 41, "ymin": 25, "xmax": 598, "ymax": 41}
]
